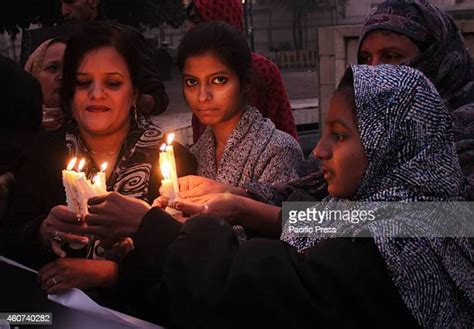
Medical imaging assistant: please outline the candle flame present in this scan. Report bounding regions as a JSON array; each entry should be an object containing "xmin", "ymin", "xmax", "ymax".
[
  {"xmin": 100, "ymin": 162, "xmax": 108, "ymax": 172},
  {"xmin": 160, "ymin": 161, "xmax": 171, "ymax": 180},
  {"xmin": 166, "ymin": 133, "xmax": 175, "ymax": 145},
  {"xmin": 67, "ymin": 157, "xmax": 77, "ymax": 170},
  {"xmin": 160, "ymin": 143, "xmax": 167, "ymax": 152},
  {"xmin": 77, "ymin": 158, "xmax": 86, "ymax": 172}
]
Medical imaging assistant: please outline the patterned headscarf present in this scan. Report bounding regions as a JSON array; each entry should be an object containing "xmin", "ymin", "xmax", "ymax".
[
  {"xmin": 282, "ymin": 65, "xmax": 472, "ymax": 328},
  {"xmin": 359, "ymin": 0, "xmax": 474, "ymax": 199},
  {"xmin": 359, "ymin": 0, "xmax": 473, "ymax": 107},
  {"xmin": 192, "ymin": 0, "xmax": 244, "ymax": 31},
  {"xmin": 24, "ymin": 38, "xmax": 66, "ymax": 79}
]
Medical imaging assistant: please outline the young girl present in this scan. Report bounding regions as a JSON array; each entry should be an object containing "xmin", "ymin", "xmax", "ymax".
[{"xmin": 178, "ymin": 21, "xmax": 303, "ymax": 189}]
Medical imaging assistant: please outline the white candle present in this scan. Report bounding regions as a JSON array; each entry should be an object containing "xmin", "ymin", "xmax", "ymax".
[
  {"xmin": 160, "ymin": 161, "xmax": 177, "ymax": 200},
  {"xmin": 165, "ymin": 133, "xmax": 179, "ymax": 194},
  {"xmin": 62, "ymin": 157, "xmax": 81, "ymax": 213},
  {"xmin": 91, "ymin": 162, "xmax": 107, "ymax": 194}
]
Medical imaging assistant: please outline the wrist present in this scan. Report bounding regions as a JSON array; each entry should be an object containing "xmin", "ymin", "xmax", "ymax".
[
  {"xmin": 99, "ymin": 261, "xmax": 119, "ymax": 287},
  {"xmin": 232, "ymin": 196, "xmax": 248, "ymax": 226}
]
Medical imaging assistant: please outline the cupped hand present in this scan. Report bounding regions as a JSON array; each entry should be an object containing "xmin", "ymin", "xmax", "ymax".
[{"xmin": 172, "ymin": 193, "xmax": 243, "ymax": 225}]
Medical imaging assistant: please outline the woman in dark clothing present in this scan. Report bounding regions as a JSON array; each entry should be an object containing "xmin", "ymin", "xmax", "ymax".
[{"xmin": 78, "ymin": 65, "xmax": 471, "ymax": 328}]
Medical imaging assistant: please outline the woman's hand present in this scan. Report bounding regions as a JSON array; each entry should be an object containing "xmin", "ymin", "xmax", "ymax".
[
  {"xmin": 172, "ymin": 193, "xmax": 243, "ymax": 225},
  {"xmin": 176, "ymin": 175, "xmax": 247, "ymax": 199},
  {"xmin": 83, "ymin": 192, "xmax": 150, "ymax": 247},
  {"xmin": 38, "ymin": 259, "xmax": 118, "ymax": 294},
  {"xmin": 39, "ymin": 206, "xmax": 89, "ymax": 258},
  {"xmin": 42, "ymin": 109, "xmax": 65, "ymax": 131}
]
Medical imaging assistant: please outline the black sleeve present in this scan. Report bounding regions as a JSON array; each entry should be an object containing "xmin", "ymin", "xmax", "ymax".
[
  {"xmin": 1, "ymin": 132, "xmax": 67, "ymax": 269},
  {"xmin": 115, "ymin": 207, "xmax": 183, "ymax": 320},
  {"xmin": 156, "ymin": 217, "xmax": 419, "ymax": 329}
]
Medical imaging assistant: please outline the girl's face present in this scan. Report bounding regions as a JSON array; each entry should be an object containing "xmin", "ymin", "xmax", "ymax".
[
  {"xmin": 72, "ymin": 46, "xmax": 137, "ymax": 136},
  {"xmin": 38, "ymin": 42, "xmax": 66, "ymax": 107},
  {"xmin": 183, "ymin": 50, "xmax": 244, "ymax": 129},
  {"xmin": 358, "ymin": 30, "xmax": 421, "ymax": 66},
  {"xmin": 314, "ymin": 91, "xmax": 368, "ymax": 199}
]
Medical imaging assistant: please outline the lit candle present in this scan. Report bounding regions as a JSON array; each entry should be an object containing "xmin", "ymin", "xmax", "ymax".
[
  {"xmin": 92, "ymin": 162, "xmax": 108, "ymax": 194},
  {"xmin": 62, "ymin": 157, "xmax": 81, "ymax": 213},
  {"xmin": 160, "ymin": 160, "xmax": 177, "ymax": 200},
  {"xmin": 165, "ymin": 133, "xmax": 179, "ymax": 193},
  {"xmin": 74, "ymin": 158, "xmax": 94, "ymax": 216}
]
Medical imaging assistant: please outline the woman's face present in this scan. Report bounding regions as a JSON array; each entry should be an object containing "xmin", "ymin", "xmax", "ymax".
[
  {"xmin": 72, "ymin": 46, "xmax": 137, "ymax": 136},
  {"xmin": 314, "ymin": 91, "xmax": 368, "ymax": 199},
  {"xmin": 358, "ymin": 30, "xmax": 421, "ymax": 65},
  {"xmin": 183, "ymin": 50, "xmax": 244, "ymax": 128},
  {"xmin": 38, "ymin": 42, "xmax": 66, "ymax": 107}
]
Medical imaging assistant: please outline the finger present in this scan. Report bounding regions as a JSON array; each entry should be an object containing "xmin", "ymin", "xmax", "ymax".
[
  {"xmin": 174, "ymin": 212, "xmax": 190, "ymax": 223},
  {"xmin": 48, "ymin": 282, "xmax": 71, "ymax": 295},
  {"xmin": 43, "ymin": 276, "xmax": 61, "ymax": 291},
  {"xmin": 39, "ymin": 267, "xmax": 60, "ymax": 288},
  {"xmin": 173, "ymin": 200, "xmax": 206, "ymax": 215},
  {"xmin": 51, "ymin": 240, "xmax": 66, "ymax": 258},
  {"xmin": 178, "ymin": 186, "xmax": 207, "ymax": 199},
  {"xmin": 59, "ymin": 232, "xmax": 89, "ymax": 245},
  {"xmin": 50, "ymin": 206, "xmax": 82, "ymax": 224},
  {"xmin": 80, "ymin": 224, "xmax": 105, "ymax": 237},
  {"xmin": 48, "ymin": 222, "xmax": 84, "ymax": 236},
  {"xmin": 152, "ymin": 196, "xmax": 169, "ymax": 209},
  {"xmin": 84, "ymin": 213, "xmax": 108, "ymax": 225},
  {"xmin": 88, "ymin": 194, "xmax": 109, "ymax": 206}
]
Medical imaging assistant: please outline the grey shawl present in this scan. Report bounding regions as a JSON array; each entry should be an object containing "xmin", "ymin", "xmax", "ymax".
[{"xmin": 190, "ymin": 105, "xmax": 303, "ymax": 187}]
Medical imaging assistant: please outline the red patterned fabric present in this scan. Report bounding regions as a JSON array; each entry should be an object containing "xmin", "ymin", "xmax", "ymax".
[
  {"xmin": 193, "ymin": 0, "xmax": 244, "ymax": 31},
  {"xmin": 191, "ymin": 0, "xmax": 298, "ymax": 143}
]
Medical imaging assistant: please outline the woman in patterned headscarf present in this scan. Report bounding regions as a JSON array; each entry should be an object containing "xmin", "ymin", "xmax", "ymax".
[
  {"xmin": 186, "ymin": 0, "xmax": 299, "ymax": 143},
  {"xmin": 25, "ymin": 38, "xmax": 67, "ymax": 131},
  {"xmin": 357, "ymin": 0, "xmax": 474, "ymax": 199},
  {"xmin": 123, "ymin": 65, "xmax": 470, "ymax": 328}
]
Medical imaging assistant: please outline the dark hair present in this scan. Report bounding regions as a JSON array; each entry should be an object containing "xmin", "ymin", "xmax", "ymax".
[
  {"xmin": 177, "ymin": 21, "xmax": 252, "ymax": 87},
  {"xmin": 60, "ymin": 22, "xmax": 140, "ymax": 115}
]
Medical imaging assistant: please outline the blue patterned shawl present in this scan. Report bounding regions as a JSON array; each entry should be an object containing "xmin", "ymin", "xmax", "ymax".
[{"xmin": 282, "ymin": 65, "xmax": 472, "ymax": 328}]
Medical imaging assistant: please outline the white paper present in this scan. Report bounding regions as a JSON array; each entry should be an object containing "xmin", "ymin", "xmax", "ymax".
[
  {"xmin": 0, "ymin": 256, "xmax": 163, "ymax": 329},
  {"xmin": 48, "ymin": 289, "xmax": 163, "ymax": 329},
  {"xmin": 0, "ymin": 255, "xmax": 38, "ymax": 274}
]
